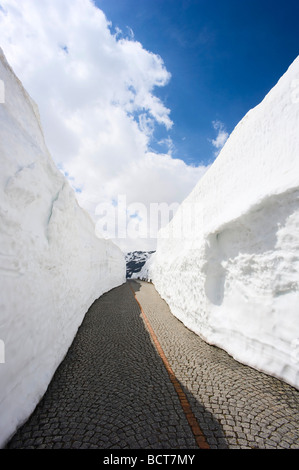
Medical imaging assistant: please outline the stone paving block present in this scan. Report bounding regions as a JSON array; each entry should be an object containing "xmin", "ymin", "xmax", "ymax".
[
  {"xmin": 6, "ymin": 283, "xmax": 199, "ymax": 449},
  {"xmin": 132, "ymin": 280, "xmax": 299, "ymax": 450},
  {"xmin": 5, "ymin": 280, "xmax": 299, "ymax": 450}
]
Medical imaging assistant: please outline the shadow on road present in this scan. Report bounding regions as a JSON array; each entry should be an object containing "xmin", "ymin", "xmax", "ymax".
[
  {"xmin": 6, "ymin": 280, "xmax": 228, "ymax": 450},
  {"xmin": 128, "ymin": 279, "xmax": 228, "ymax": 450}
]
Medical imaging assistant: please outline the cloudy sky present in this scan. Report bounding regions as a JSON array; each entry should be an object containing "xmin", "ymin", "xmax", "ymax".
[{"xmin": 0, "ymin": 0, "xmax": 298, "ymax": 251}]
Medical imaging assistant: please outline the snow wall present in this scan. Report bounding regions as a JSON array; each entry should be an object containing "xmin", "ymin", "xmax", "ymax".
[
  {"xmin": 0, "ymin": 49, "xmax": 126, "ymax": 447},
  {"xmin": 149, "ymin": 56, "xmax": 299, "ymax": 390}
]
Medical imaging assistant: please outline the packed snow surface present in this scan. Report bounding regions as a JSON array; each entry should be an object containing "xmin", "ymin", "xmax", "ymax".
[
  {"xmin": 148, "ymin": 56, "xmax": 299, "ymax": 389},
  {"xmin": 0, "ymin": 49, "xmax": 126, "ymax": 447}
]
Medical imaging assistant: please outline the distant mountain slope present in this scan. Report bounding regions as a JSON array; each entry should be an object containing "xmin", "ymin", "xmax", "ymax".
[{"xmin": 125, "ymin": 251, "xmax": 155, "ymax": 279}]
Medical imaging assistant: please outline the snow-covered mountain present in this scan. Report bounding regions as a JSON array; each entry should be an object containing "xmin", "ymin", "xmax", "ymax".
[
  {"xmin": 125, "ymin": 251, "xmax": 155, "ymax": 279},
  {"xmin": 147, "ymin": 56, "xmax": 299, "ymax": 390},
  {"xmin": 0, "ymin": 49, "xmax": 125, "ymax": 447}
]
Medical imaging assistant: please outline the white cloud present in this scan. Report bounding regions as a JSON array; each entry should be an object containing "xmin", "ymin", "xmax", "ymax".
[
  {"xmin": 0, "ymin": 0, "xmax": 207, "ymax": 251},
  {"xmin": 211, "ymin": 120, "xmax": 229, "ymax": 153},
  {"xmin": 158, "ymin": 136, "xmax": 175, "ymax": 155}
]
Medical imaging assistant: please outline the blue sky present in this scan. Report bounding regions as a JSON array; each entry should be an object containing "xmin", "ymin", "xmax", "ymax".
[
  {"xmin": 0, "ymin": 0, "xmax": 298, "ymax": 250},
  {"xmin": 97, "ymin": 0, "xmax": 299, "ymax": 166}
]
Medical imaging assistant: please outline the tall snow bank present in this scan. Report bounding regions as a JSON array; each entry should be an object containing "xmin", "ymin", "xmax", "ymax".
[
  {"xmin": 0, "ymin": 48, "xmax": 125, "ymax": 447},
  {"xmin": 149, "ymin": 56, "xmax": 299, "ymax": 390}
]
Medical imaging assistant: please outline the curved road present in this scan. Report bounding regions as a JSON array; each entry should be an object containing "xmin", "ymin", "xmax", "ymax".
[{"xmin": 6, "ymin": 281, "xmax": 299, "ymax": 449}]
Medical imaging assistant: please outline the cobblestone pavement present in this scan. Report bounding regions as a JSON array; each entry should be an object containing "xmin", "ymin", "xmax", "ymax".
[
  {"xmin": 6, "ymin": 282, "xmax": 198, "ymax": 450},
  {"xmin": 132, "ymin": 281, "xmax": 299, "ymax": 449},
  {"xmin": 6, "ymin": 280, "xmax": 299, "ymax": 449}
]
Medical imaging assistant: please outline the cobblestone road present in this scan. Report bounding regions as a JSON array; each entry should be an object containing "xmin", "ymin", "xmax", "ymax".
[{"xmin": 6, "ymin": 280, "xmax": 299, "ymax": 449}]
